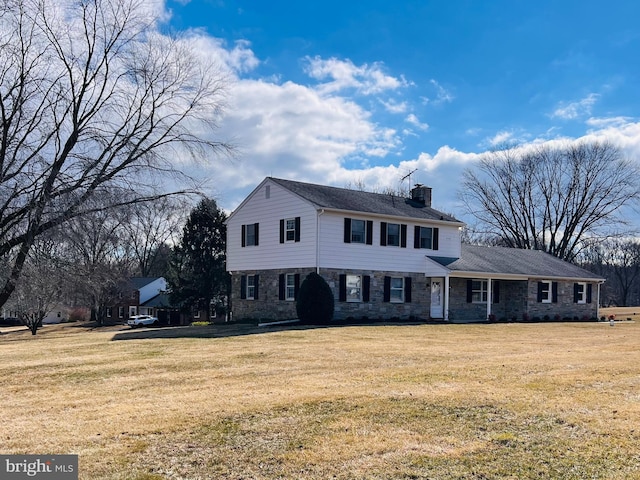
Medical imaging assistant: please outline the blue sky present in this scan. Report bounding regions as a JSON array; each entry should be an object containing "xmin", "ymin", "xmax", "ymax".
[{"xmin": 163, "ymin": 0, "xmax": 640, "ymax": 219}]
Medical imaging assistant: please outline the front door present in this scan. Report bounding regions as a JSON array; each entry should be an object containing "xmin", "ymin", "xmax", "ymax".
[{"xmin": 430, "ymin": 279, "xmax": 444, "ymax": 318}]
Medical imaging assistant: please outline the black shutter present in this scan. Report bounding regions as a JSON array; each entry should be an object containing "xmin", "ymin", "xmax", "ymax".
[
  {"xmin": 344, "ymin": 219, "xmax": 351, "ymax": 243},
  {"xmin": 404, "ymin": 277, "xmax": 412, "ymax": 303},
  {"xmin": 294, "ymin": 274, "xmax": 300, "ymax": 299},
  {"xmin": 552, "ymin": 282, "xmax": 558, "ymax": 303},
  {"xmin": 466, "ymin": 279, "xmax": 473, "ymax": 303},
  {"xmin": 295, "ymin": 217, "xmax": 301, "ymax": 242},
  {"xmin": 339, "ymin": 274, "xmax": 347, "ymax": 301},
  {"xmin": 401, "ymin": 224, "xmax": 407, "ymax": 248},
  {"xmin": 383, "ymin": 276, "xmax": 391, "ymax": 302},
  {"xmin": 587, "ymin": 284, "xmax": 593, "ymax": 304},
  {"xmin": 433, "ymin": 228, "xmax": 439, "ymax": 250},
  {"xmin": 254, "ymin": 274, "xmax": 260, "ymax": 299},
  {"xmin": 366, "ymin": 221, "xmax": 373, "ymax": 245},
  {"xmin": 279, "ymin": 220, "xmax": 285, "ymax": 244},
  {"xmin": 254, "ymin": 223, "xmax": 259, "ymax": 246},
  {"xmin": 537, "ymin": 282, "xmax": 543, "ymax": 302},
  {"xmin": 493, "ymin": 280, "xmax": 500, "ymax": 304},
  {"xmin": 573, "ymin": 283, "xmax": 579, "ymax": 303},
  {"xmin": 241, "ymin": 225, "xmax": 246, "ymax": 247},
  {"xmin": 278, "ymin": 274, "xmax": 285, "ymax": 300},
  {"xmin": 363, "ymin": 275, "xmax": 370, "ymax": 302},
  {"xmin": 240, "ymin": 275, "xmax": 247, "ymax": 299},
  {"xmin": 380, "ymin": 222, "xmax": 387, "ymax": 246},
  {"xmin": 414, "ymin": 226, "xmax": 420, "ymax": 249}
]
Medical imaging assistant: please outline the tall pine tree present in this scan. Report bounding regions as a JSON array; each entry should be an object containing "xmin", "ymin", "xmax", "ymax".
[{"xmin": 168, "ymin": 198, "xmax": 229, "ymax": 319}]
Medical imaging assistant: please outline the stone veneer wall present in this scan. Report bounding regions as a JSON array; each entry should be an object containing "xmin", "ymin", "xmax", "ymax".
[
  {"xmin": 231, "ymin": 268, "xmax": 431, "ymax": 321},
  {"xmin": 231, "ymin": 270, "xmax": 599, "ymax": 322},
  {"xmin": 447, "ymin": 278, "xmax": 598, "ymax": 322}
]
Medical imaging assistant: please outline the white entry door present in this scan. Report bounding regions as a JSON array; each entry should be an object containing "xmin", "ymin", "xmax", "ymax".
[{"xmin": 430, "ymin": 279, "xmax": 444, "ymax": 318}]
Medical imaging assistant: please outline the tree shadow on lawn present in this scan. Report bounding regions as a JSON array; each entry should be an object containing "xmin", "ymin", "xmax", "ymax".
[{"xmin": 109, "ymin": 318, "xmax": 442, "ymax": 342}]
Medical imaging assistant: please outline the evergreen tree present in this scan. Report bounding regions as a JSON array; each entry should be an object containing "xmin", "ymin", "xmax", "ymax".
[{"xmin": 168, "ymin": 198, "xmax": 229, "ymax": 317}]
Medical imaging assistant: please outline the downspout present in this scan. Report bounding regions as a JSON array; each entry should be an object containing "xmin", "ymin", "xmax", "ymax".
[
  {"xmin": 444, "ymin": 275, "xmax": 450, "ymax": 322},
  {"xmin": 486, "ymin": 277, "xmax": 493, "ymax": 321},
  {"xmin": 316, "ymin": 209, "xmax": 324, "ymax": 274}
]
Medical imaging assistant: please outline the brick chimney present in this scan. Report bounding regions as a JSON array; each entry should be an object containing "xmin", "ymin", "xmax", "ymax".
[{"xmin": 411, "ymin": 184, "xmax": 432, "ymax": 207}]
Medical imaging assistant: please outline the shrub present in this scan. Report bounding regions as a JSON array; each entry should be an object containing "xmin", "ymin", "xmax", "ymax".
[{"xmin": 296, "ymin": 272, "xmax": 334, "ymax": 325}]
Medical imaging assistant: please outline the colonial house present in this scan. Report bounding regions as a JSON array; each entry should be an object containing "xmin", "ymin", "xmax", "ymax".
[
  {"xmin": 226, "ymin": 177, "xmax": 604, "ymax": 323},
  {"xmin": 107, "ymin": 277, "xmax": 179, "ymax": 325}
]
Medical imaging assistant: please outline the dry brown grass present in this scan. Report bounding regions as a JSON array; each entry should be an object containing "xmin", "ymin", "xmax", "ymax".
[{"xmin": 1, "ymin": 321, "xmax": 639, "ymax": 479}]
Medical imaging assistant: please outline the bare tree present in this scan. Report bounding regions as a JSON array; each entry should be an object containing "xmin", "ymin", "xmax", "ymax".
[
  {"xmin": 460, "ymin": 141, "xmax": 640, "ymax": 262},
  {"xmin": 0, "ymin": 0, "xmax": 231, "ymax": 309},
  {"xmin": 7, "ymin": 238, "xmax": 64, "ymax": 335},
  {"xmin": 59, "ymin": 200, "xmax": 134, "ymax": 326},
  {"xmin": 121, "ymin": 196, "xmax": 188, "ymax": 277}
]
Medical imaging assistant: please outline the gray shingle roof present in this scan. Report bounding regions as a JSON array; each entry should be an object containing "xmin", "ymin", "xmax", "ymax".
[
  {"xmin": 270, "ymin": 177, "xmax": 462, "ymax": 223},
  {"xmin": 432, "ymin": 244, "xmax": 603, "ymax": 280}
]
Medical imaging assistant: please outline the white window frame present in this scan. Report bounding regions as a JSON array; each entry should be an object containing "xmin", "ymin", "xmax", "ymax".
[
  {"xmin": 105, "ymin": 307, "xmax": 112, "ymax": 318},
  {"xmin": 390, "ymin": 277, "xmax": 405, "ymax": 303},
  {"xmin": 575, "ymin": 282, "xmax": 586, "ymax": 304},
  {"xmin": 285, "ymin": 273, "xmax": 296, "ymax": 301},
  {"xmin": 350, "ymin": 220, "xmax": 366, "ymax": 244},
  {"xmin": 418, "ymin": 227, "xmax": 434, "ymax": 249},
  {"xmin": 540, "ymin": 280, "xmax": 552, "ymax": 303},
  {"xmin": 285, "ymin": 218, "xmax": 296, "ymax": 242},
  {"xmin": 246, "ymin": 275, "xmax": 256, "ymax": 300},
  {"xmin": 118, "ymin": 307, "xmax": 125, "ymax": 318},
  {"xmin": 472, "ymin": 279, "xmax": 488, "ymax": 304},
  {"xmin": 193, "ymin": 309, "xmax": 201, "ymax": 319},
  {"xmin": 346, "ymin": 275, "xmax": 362, "ymax": 302},
  {"xmin": 129, "ymin": 306, "xmax": 138, "ymax": 317},
  {"xmin": 386, "ymin": 223, "xmax": 400, "ymax": 247}
]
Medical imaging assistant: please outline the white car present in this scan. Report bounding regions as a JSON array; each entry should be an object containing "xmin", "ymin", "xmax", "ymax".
[{"xmin": 127, "ymin": 315, "xmax": 159, "ymax": 328}]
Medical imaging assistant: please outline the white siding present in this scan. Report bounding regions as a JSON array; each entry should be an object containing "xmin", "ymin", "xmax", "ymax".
[
  {"xmin": 318, "ymin": 212, "xmax": 461, "ymax": 273},
  {"xmin": 226, "ymin": 180, "xmax": 318, "ymax": 271}
]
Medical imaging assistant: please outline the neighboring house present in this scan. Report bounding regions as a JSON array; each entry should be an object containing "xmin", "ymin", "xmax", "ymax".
[
  {"xmin": 226, "ymin": 177, "xmax": 604, "ymax": 323},
  {"xmin": 107, "ymin": 277, "xmax": 180, "ymax": 324}
]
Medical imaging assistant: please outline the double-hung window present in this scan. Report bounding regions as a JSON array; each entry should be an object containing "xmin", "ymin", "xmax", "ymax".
[
  {"xmin": 414, "ymin": 226, "xmax": 439, "ymax": 250},
  {"xmin": 280, "ymin": 217, "xmax": 301, "ymax": 243},
  {"xmin": 246, "ymin": 275, "xmax": 256, "ymax": 299},
  {"xmin": 344, "ymin": 218, "xmax": 373, "ymax": 244},
  {"xmin": 242, "ymin": 223, "xmax": 259, "ymax": 247},
  {"xmin": 471, "ymin": 279, "xmax": 488, "ymax": 303},
  {"xmin": 346, "ymin": 275, "xmax": 362, "ymax": 302},
  {"xmin": 537, "ymin": 280, "xmax": 557, "ymax": 303},
  {"xmin": 380, "ymin": 222, "xmax": 406, "ymax": 247},
  {"xmin": 390, "ymin": 277, "xmax": 404, "ymax": 303},
  {"xmin": 286, "ymin": 274, "xmax": 296, "ymax": 300}
]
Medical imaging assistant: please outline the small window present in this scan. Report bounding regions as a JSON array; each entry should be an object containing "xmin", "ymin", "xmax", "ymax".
[
  {"xmin": 539, "ymin": 280, "xmax": 552, "ymax": 303},
  {"xmin": 390, "ymin": 277, "xmax": 404, "ymax": 303},
  {"xmin": 575, "ymin": 282, "xmax": 586, "ymax": 304},
  {"xmin": 118, "ymin": 307, "xmax": 124, "ymax": 318},
  {"xmin": 129, "ymin": 306, "xmax": 137, "ymax": 317},
  {"xmin": 193, "ymin": 310, "xmax": 200, "ymax": 319},
  {"xmin": 247, "ymin": 275, "xmax": 256, "ymax": 300},
  {"xmin": 419, "ymin": 227, "xmax": 433, "ymax": 249},
  {"xmin": 105, "ymin": 307, "xmax": 112, "ymax": 318},
  {"xmin": 285, "ymin": 219, "xmax": 296, "ymax": 241},
  {"xmin": 243, "ymin": 223, "xmax": 258, "ymax": 247},
  {"xmin": 286, "ymin": 274, "xmax": 296, "ymax": 301},
  {"xmin": 387, "ymin": 223, "xmax": 400, "ymax": 246},
  {"xmin": 351, "ymin": 220, "xmax": 366, "ymax": 243},
  {"xmin": 346, "ymin": 275, "xmax": 362, "ymax": 302},
  {"xmin": 472, "ymin": 280, "xmax": 488, "ymax": 303}
]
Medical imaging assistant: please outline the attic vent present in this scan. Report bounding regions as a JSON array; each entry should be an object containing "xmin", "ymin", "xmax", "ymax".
[
  {"xmin": 411, "ymin": 184, "xmax": 432, "ymax": 207},
  {"xmin": 265, "ymin": 185, "xmax": 270, "ymax": 199}
]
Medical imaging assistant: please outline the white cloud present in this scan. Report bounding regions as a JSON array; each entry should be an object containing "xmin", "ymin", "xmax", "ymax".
[
  {"xmin": 304, "ymin": 56, "xmax": 411, "ymax": 95},
  {"xmin": 405, "ymin": 114, "xmax": 429, "ymax": 131},
  {"xmin": 487, "ymin": 131, "xmax": 514, "ymax": 146},
  {"xmin": 380, "ymin": 99, "xmax": 408, "ymax": 114},
  {"xmin": 551, "ymin": 93, "xmax": 600, "ymax": 119},
  {"xmin": 586, "ymin": 116, "xmax": 634, "ymax": 129}
]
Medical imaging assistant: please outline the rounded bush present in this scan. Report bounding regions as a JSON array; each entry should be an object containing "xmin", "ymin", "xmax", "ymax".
[{"xmin": 296, "ymin": 272, "xmax": 334, "ymax": 325}]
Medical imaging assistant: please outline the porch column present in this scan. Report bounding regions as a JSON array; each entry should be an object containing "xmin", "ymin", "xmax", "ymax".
[
  {"xmin": 444, "ymin": 275, "xmax": 450, "ymax": 321},
  {"xmin": 486, "ymin": 277, "xmax": 492, "ymax": 320}
]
